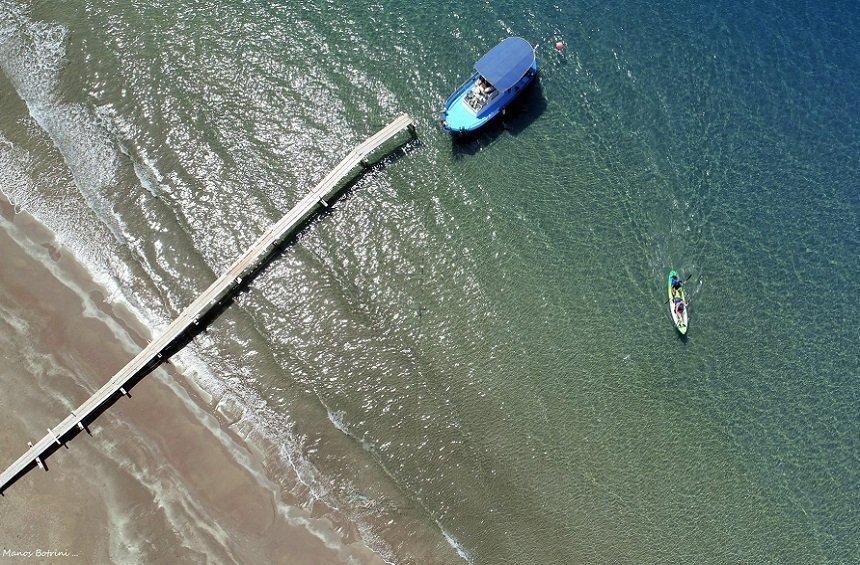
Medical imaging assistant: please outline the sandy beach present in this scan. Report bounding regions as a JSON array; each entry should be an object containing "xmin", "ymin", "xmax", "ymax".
[{"xmin": 0, "ymin": 197, "xmax": 386, "ymax": 563}]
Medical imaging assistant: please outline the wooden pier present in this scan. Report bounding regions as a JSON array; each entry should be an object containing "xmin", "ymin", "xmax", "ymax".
[{"xmin": 0, "ymin": 114, "xmax": 416, "ymax": 493}]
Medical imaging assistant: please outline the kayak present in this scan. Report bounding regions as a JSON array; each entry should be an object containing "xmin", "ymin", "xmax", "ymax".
[{"xmin": 667, "ymin": 270, "xmax": 688, "ymax": 334}]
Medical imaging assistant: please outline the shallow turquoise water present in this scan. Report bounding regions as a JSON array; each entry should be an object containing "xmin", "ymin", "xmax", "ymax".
[{"xmin": 0, "ymin": 0, "xmax": 857, "ymax": 562}]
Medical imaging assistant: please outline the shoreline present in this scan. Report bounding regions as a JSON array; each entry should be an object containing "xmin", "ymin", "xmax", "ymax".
[{"xmin": 0, "ymin": 196, "xmax": 388, "ymax": 563}]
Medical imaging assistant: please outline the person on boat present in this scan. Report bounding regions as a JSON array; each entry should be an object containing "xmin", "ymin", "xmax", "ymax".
[
  {"xmin": 671, "ymin": 276, "xmax": 683, "ymax": 291},
  {"xmin": 676, "ymin": 301, "xmax": 686, "ymax": 316},
  {"xmin": 477, "ymin": 77, "xmax": 495, "ymax": 95},
  {"xmin": 470, "ymin": 78, "xmax": 486, "ymax": 105}
]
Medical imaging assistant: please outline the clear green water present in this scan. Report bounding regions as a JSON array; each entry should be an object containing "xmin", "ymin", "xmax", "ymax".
[{"xmin": 0, "ymin": 0, "xmax": 857, "ymax": 562}]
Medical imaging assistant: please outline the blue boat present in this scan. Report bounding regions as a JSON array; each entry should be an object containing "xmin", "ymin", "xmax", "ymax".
[{"xmin": 440, "ymin": 37, "xmax": 539, "ymax": 134}]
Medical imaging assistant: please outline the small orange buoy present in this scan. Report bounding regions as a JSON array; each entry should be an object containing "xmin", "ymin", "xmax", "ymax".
[{"xmin": 555, "ymin": 41, "xmax": 565, "ymax": 51}]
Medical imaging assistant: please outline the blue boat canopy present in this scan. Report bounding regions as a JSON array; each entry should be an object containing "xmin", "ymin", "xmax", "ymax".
[{"xmin": 474, "ymin": 37, "xmax": 535, "ymax": 91}]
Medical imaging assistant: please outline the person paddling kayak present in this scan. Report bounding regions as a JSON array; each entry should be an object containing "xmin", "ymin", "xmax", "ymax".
[{"xmin": 667, "ymin": 270, "xmax": 689, "ymax": 334}]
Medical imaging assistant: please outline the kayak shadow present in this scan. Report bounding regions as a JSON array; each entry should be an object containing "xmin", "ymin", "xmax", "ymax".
[{"xmin": 450, "ymin": 80, "xmax": 547, "ymax": 159}]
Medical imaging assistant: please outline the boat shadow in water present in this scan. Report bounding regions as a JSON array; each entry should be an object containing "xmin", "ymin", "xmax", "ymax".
[{"xmin": 450, "ymin": 80, "xmax": 547, "ymax": 159}]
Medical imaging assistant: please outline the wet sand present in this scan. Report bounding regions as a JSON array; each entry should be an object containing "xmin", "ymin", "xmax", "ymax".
[{"xmin": 0, "ymin": 198, "xmax": 385, "ymax": 563}]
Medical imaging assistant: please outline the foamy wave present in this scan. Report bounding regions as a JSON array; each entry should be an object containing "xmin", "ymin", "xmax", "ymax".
[
  {"xmin": 0, "ymin": 132, "xmax": 37, "ymax": 213},
  {"xmin": 327, "ymin": 409, "xmax": 350, "ymax": 434},
  {"xmin": 0, "ymin": 14, "xmax": 128, "ymax": 245},
  {"xmin": 444, "ymin": 531, "xmax": 472, "ymax": 563}
]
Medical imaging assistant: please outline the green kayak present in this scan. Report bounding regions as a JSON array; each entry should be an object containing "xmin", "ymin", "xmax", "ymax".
[{"xmin": 667, "ymin": 270, "xmax": 688, "ymax": 334}]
